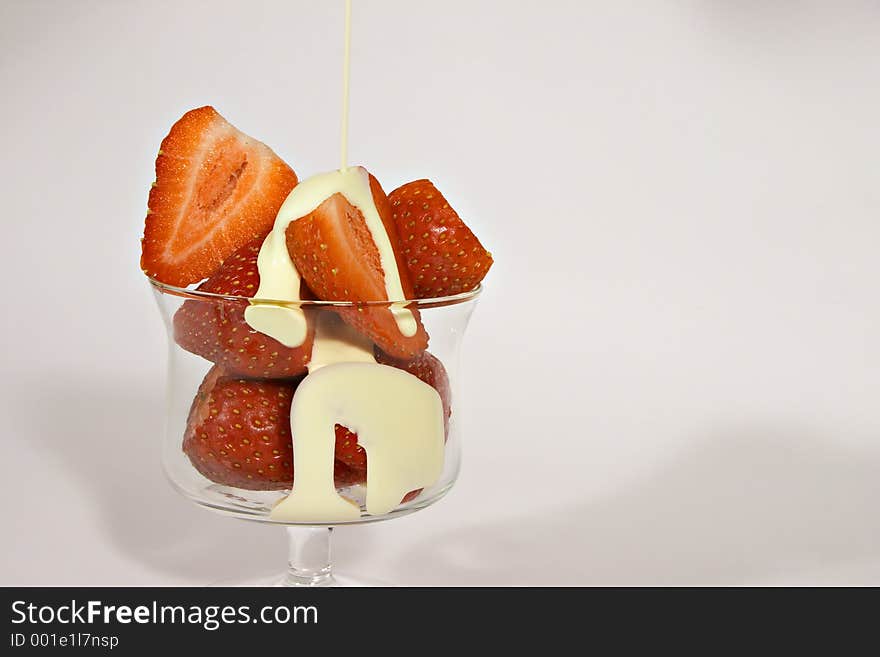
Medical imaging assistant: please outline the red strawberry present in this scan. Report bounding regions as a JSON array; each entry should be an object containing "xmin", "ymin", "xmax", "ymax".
[
  {"xmin": 183, "ymin": 367, "xmax": 297, "ymax": 490},
  {"xmin": 173, "ymin": 237, "xmax": 314, "ymax": 379},
  {"xmin": 142, "ymin": 106, "xmax": 298, "ymax": 286},
  {"xmin": 334, "ymin": 424, "xmax": 365, "ymax": 472},
  {"xmin": 388, "ymin": 179, "xmax": 493, "ymax": 297},
  {"xmin": 285, "ymin": 169, "xmax": 429, "ymax": 359},
  {"xmin": 334, "ymin": 349, "xmax": 452, "ymax": 472},
  {"xmin": 184, "ymin": 368, "xmax": 361, "ymax": 491}
]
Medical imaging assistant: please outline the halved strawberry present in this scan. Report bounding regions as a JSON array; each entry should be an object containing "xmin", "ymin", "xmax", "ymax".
[
  {"xmin": 173, "ymin": 237, "xmax": 314, "ymax": 379},
  {"xmin": 388, "ymin": 179, "xmax": 493, "ymax": 297},
  {"xmin": 184, "ymin": 367, "xmax": 362, "ymax": 491},
  {"xmin": 285, "ymin": 169, "xmax": 429, "ymax": 359},
  {"xmin": 334, "ymin": 349, "xmax": 452, "ymax": 472},
  {"xmin": 142, "ymin": 106, "xmax": 298, "ymax": 286}
]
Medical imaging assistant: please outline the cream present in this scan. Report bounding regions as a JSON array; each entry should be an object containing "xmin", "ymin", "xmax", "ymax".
[
  {"xmin": 242, "ymin": 229, "xmax": 307, "ymax": 348},
  {"xmin": 269, "ymin": 362, "xmax": 445, "ymax": 522},
  {"xmin": 244, "ymin": 166, "xmax": 417, "ymax": 344},
  {"xmin": 306, "ymin": 312, "xmax": 376, "ymax": 373}
]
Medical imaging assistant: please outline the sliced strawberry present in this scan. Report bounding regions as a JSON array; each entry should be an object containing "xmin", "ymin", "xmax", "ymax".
[
  {"xmin": 335, "ymin": 349, "xmax": 452, "ymax": 472},
  {"xmin": 388, "ymin": 179, "xmax": 493, "ymax": 297},
  {"xmin": 173, "ymin": 237, "xmax": 314, "ymax": 379},
  {"xmin": 285, "ymin": 170, "xmax": 429, "ymax": 359},
  {"xmin": 184, "ymin": 368, "xmax": 363, "ymax": 491},
  {"xmin": 142, "ymin": 106, "xmax": 298, "ymax": 286}
]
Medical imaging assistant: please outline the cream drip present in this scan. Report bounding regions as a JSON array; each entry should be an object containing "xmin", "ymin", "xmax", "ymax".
[
  {"xmin": 269, "ymin": 362, "xmax": 445, "ymax": 522},
  {"xmin": 242, "ymin": 229, "xmax": 307, "ymax": 348},
  {"xmin": 307, "ymin": 312, "xmax": 376, "ymax": 373}
]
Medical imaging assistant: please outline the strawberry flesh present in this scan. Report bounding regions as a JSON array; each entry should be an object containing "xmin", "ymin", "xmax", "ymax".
[
  {"xmin": 142, "ymin": 106, "xmax": 298, "ymax": 286},
  {"xmin": 285, "ymin": 172, "xmax": 429, "ymax": 359}
]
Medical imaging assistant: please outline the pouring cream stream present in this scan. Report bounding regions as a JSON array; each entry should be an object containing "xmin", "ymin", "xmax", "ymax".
[{"xmin": 242, "ymin": 0, "xmax": 445, "ymax": 522}]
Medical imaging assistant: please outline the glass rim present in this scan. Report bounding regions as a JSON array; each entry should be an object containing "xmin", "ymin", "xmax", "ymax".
[{"xmin": 148, "ymin": 276, "xmax": 482, "ymax": 309}]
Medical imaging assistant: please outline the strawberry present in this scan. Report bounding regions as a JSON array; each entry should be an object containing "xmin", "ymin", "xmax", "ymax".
[
  {"xmin": 334, "ymin": 349, "xmax": 452, "ymax": 472},
  {"xmin": 183, "ymin": 367, "xmax": 297, "ymax": 490},
  {"xmin": 285, "ymin": 169, "xmax": 429, "ymax": 359},
  {"xmin": 388, "ymin": 179, "xmax": 493, "ymax": 297},
  {"xmin": 184, "ymin": 367, "xmax": 363, "ymax": 491},
  {"xmin": 173, "ymin": 237, "xmax": 314, "ymax": 379},
  {"xmin": 142, "ymin": 106, "xmax": 298, "ymax": 286},
  {"xmin": 333, "ymin": 459, "xmax": 365, "ymax": 489}
]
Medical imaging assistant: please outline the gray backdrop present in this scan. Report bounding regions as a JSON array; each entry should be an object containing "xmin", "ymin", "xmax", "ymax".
[{"xmin": 1, "ymin": 0, "xmax": 878, "ymax": 585}]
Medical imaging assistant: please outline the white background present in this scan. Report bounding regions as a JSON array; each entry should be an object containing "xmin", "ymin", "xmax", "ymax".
[{"xmin": 1, "ymin": 0, "xmax": 879, "ymax": 585}]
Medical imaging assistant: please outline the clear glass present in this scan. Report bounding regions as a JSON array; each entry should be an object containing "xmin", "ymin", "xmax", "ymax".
[{"xmin": 150, "ymin": 278, "xmax": 480, "ymax": 585}]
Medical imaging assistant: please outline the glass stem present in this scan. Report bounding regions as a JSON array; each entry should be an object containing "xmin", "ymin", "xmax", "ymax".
[{"xmin": 283, "ymin": 527, "xmax": 334, "ymax": 586}]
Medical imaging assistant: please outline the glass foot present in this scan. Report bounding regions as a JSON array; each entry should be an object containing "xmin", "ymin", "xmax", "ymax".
[{"xmin": 210, "ymin": 526, "xmax": 393, "ymax": 586}]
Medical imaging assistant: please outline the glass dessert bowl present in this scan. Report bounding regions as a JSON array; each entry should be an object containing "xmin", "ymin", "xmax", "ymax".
[
  {"xmin": 140, "ymin": 105, "xmax": 493, "ymax": 586},
  {"xmin": 151, "ymin": 278, "xmax": 480, "ymax": 585}
]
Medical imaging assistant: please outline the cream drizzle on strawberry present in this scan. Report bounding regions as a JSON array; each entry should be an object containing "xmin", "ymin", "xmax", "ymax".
[
  {"xmin": 269, "ymin": 361, "xmax": 445, "ymax": 522},
  {"xmin": 245, "ymin": 169, "xmax": 441, "ymax": 522},
  {"xmin": 307, "ymin": 312, "xmax": 375, "ymax": 373},
  {"xmin": 243, "ymin": 166, "xmax": 417, "ymax": 346}
]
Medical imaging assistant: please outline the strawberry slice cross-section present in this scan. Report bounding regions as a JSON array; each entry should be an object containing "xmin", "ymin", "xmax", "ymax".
[
  {"xmin": 285, "ymin": 169, "xmax": 429, "ymax": 359},
  {"xmin": 142, "ymin": 106, "xmax": 299, "ymax": 287}
]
